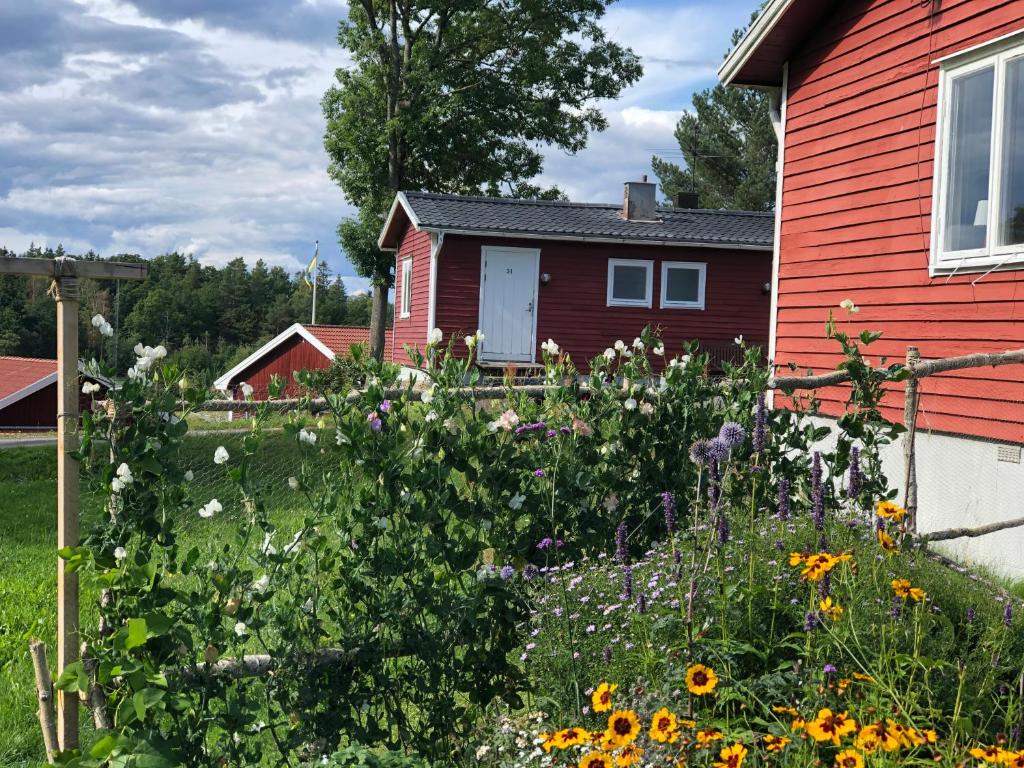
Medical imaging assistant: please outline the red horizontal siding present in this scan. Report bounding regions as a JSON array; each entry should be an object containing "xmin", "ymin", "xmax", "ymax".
[
  {"xmin": 776, "ymin": 0, "xmax": 1024, "ymax": 443},
  {"xmin": 391, "ymin": 223, "xmax": 432, "ymax": 366},
  {"xmin": 430, "ymin": 234, "xmax": 771, "ymax": 369},
  {"xmin": 231, "ymin": 336, "xmax": 331, "ymax": 399}
]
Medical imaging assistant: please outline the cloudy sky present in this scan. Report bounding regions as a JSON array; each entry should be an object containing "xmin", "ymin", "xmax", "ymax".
[{"xmin": 0, "ymin": 0, "xmax": 759, "ymax": 292}]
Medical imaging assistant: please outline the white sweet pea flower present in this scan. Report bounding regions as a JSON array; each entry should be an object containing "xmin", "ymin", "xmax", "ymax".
[
  {"xmin": 234, "ymin": 621, "xmax": 247, "ymax": 637},
  {"xmin": 508, "ymin": 492, "xmax": 526, "ymax": 510},
  {"xmin": 428, "ymin": 327, "xmax": 443, "ymax": 345},
  {"xmin": 152, "ymin": 345, "xmax": 167, "ymax": 359},
  {"xmin": 424, "ymin": 410, "xmax": 439, "ymax": 422},
  {"xmin": 91, "ymin": 314, "xmax": 106, "ymax": 328},
  {"xmin": 82, "ymin": 381, "xmax": 100, "ymax": 395},
  {"xmin": 603, "ymin": 347, "xmax": 615, "ymax": 361},
  {"xmin": 464, "ymin": 334, "xmax": 476, "ymax": 348},
  {"xmin": 623, "ymin": 397, "xmax": 637, "ymax": 411},
  {"xmin": 111, "ymin": 477, "xmax": 125, "ymax": 493},
  {"xmin": 653, "ymin": 344, "xmax": 665, "ymax": 356},
  {"xmin": 199, "ymin": 499, "xmax": 222, "ymax": 518},
  {"xmin": 261, "ymin": 532, "xmax": 277, "ymax": 556},
  {"xmin": 639, "ymin": 402, "xmax": 654, "ymax": 416},
  {"xmin": 184, "ymin": 470, "xmax": 194, "ymax": 482},
  {"xmin": 240, "ymin": 382, "xmax": 254, "ymax": 399},
  {"xmin": 99, "ymin": 322, "xmax": 113, "ymax": 338},
  {"xmin": 288, "ymin": 476, "xmax": 300, "ymax": 490},
  {"xmin": 113, "ymin": 546, "xmax": 127, "ymax": 561},
  {"xmin": 133, "ymin": 343, "xmax": 145, "ymax": 356},
  {"xmin": 614, "ymin": 340, "xmax": 626, "ymax": 353},
  {"xmin": 631, "ymin": 337, "xmax": 644, "ymax": 351},
  {"xmin": 420, "ymin": 386, "xmax": 434, "ymax": 404},
  {"xmin": 734, "ymin": 335, "xmax": 744, "ymax": 345},
  {"xmin": 298, "ymin": 428, "xmax": 317, "ymax": 445},
  {"xmin": 116, "ymin": 463, "xmax": 133, "ymax": 484},
  {"xmin": 252, "ymin": 574, "xmax": 270, "ymax": 593},
  {"xmin": 475, "ymin": 329, "xmax": 485, "ymax": 342},
  {"xmin": 213, "ymin": 446, "xmax": 229, "ymax": 465},
  {"xmin": 541, "ymin": 339, "xmax": 559, "ymax": 355},
  {"xmin": 839, "ymin": 298, "xmax": 860, "ymax": 314}
]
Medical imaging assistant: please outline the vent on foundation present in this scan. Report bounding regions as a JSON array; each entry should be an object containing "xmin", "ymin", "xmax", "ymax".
[{"xmin": 997, "ymin": 445, "xmax": 1021, "ymax": 464}]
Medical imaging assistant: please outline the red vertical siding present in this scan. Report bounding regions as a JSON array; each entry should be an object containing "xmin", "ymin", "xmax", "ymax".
[
  {"xmin": 230, "ymin": 336, "xmax": 331, "ymax": 399},
  {"xmin": 776, "ymin": 0, "xmax": 1024, "ymax": 443},
  {"xmin": 432, "ymin": 234, "xmax": 770, "ymax": 369},
  {"xmin": 391, "ymin": 223, "xmax": 432, "ymax": 365}
]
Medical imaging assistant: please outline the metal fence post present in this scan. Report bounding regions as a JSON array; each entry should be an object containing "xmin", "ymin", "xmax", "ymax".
[{"xmin": 902, "ymin": 346, "xmax": 920, "ymax": 533}]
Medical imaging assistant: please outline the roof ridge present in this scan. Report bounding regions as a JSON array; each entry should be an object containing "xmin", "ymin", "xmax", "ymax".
[
  {"xmin": 402, "ymin": 191, "xmax": 772, "ymax": 217},
  {"xmin": 0, "ymin": 355, "xmax": 58, "ymax": 363}
]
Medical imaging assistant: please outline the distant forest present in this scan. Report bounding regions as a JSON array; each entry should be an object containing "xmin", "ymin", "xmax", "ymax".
[{"xmin": 0, "ymin": 245, "xmax": 387, "ymax": 383}]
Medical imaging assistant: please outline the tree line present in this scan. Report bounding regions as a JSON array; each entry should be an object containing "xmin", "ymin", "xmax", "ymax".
[{"xmin": 0, "ymin": 245, "xmax": 384, "ymax": 383}]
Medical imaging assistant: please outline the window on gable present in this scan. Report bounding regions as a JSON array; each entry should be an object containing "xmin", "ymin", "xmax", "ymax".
[
  {"xmin": 607, "ymin": 259, "xmax": 653, "ymax": 307},
  {"xmin": 934, "ymin": 37, "xmax": 1024, "ymax": 271},
  {"xmin": 400, "ymin": 257, "xmax": 412, "ymax": 318},
  {"xmin": 660, "ymin": 261, "xmax": 706, "ymax": 309}
]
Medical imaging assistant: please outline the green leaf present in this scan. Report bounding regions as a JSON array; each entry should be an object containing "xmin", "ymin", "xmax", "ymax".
[
  {"xmin": 54, "ymin": 660, "xmax": 89, "ymax": 693},
  {"xmin": 125, "ymin": 617, "xmax": 148, "ymax": 650}
]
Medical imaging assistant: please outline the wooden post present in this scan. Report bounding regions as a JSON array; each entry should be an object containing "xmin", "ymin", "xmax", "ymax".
[
  {"xmin": 53, "ymin": 263, "xmax": 80, "ymax": 750},
  {"xmin": 902, "ymin": 346, "xmax": 920, "ymax": 533},
  {"xmin": 0, "ymin": 256, "xmax": 147, "ymax": 756}
]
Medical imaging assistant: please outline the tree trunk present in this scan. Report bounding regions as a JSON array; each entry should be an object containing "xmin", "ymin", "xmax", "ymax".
[{"xmin": 369, "ymin": 279, "xmax": 389, "ymax": 360}]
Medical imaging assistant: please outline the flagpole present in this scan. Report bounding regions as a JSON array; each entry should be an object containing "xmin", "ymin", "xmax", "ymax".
[{"xmin": 311, "ymin": 240, "xmax": 319, "ymax": 325}]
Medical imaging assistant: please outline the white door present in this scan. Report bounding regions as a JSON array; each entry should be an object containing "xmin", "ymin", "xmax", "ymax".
[{"xmin": 478, "ymin": 246, "xmax": 539, "ymax": 363}]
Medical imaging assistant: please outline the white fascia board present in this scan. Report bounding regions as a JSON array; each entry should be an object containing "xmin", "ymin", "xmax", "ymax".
[
  {"xmin": 377, "ymin": 192, "xmax": 422, "ymax": 251},
  {"xmin": 718, "ymin": 0, "xmax": 794, "ymax": 86},
  {"xmin": 212, "ymin": 323, "xmax": 336, "ymax": 392}
]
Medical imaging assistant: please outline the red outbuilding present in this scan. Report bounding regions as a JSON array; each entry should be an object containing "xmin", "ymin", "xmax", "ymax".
[
  {"xmin": 0, "ymin": 356, "xmax": 109, "ymax": 431},
  {"xmin": 720, "ymin": 0, "xmax": 1024, "ymax": 574},
  {"xmin": 213, "ymin": 323, "xmax": 392, "ymax": 400},
  {"xmin": 377, "ymin": 184, "xmax": 774, "ymax": 371}
]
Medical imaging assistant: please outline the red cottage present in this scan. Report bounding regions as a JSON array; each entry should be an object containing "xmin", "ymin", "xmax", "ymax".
[
  {"xmin": 0, "ymin": 356, "xmax": 109, "ymax": 431},
  {"xmin": 720, "ymin": 0, "xmax": 1024, "ymax": 575},
  {"xmin": 377, "ymin": 184, "xmax": 774, "ymax": 371},
  {"xmin": 214, "ymin": 323, "xmax": 392, "ymax": 400}
]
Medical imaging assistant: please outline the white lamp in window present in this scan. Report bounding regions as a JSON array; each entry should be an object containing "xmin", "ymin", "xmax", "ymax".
[{"xmin": 974, "ymin": 199, "xmax": 989, "ymax": 227}]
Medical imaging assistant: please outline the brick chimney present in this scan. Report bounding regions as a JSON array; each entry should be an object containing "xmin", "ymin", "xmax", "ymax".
[{"xmin": 623, "ymin": 175, "xmax": 657, "ymax": 221}]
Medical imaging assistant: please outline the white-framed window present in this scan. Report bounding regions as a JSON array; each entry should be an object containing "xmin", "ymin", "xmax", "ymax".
[
  {"xmin": 399, "ymin": 257, "xmax": 412, "ymax": 318},
  {"xmin": 933, "ymin": 33, "xmax": 1024, "ymax": 272},
  {"xmin": 607, "ymin": 258, "xmax": 653, "ymax": 307},
  {"xmin": 660, "ymin": 261, "xmax": 706, "ymax": 309}
]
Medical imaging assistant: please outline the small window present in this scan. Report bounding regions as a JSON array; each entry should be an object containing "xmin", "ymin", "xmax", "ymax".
[
  {"xmin": 607, "ymin": 259, "xmax": 653, "ymax": 307},
  {"xmin": 933, "ymin": 35, "xmax": 1024, "ymax": 271},
  {"xmin": 660, "ymin": 261, "xmax": 706, "ymax": 309},
  {"xmin": 399, "ymin": 257, "xmax": 412, "ymax": 318}
]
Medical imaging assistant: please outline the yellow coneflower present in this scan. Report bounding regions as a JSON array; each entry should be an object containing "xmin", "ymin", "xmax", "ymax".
[
  {"xmin": 649, "ymin": 707, "xmax": 680, "ymax": 744},
  {"xmin": 615, "ymin": 743, "xmax": 643, "ymax": 767},
  {"xmin": 970, "ymin": 746, "xmax": 1003, "ymax": 764},
  {"xmin": 539, "ymin": 732, "xmax": 556, "ymax": 753},
  {"xmin": 686, "ymin": 663, "xmax": 719, "ymax": 695},
  {"xmin": 592, "ymin": 682, "xmax": 618, "ymax": 714},
  {"xmin": 578, "ymin": 752, "xmax": 614, "ymax": 768},
  {"xmin": 852, "ymin": 671, "xmax": 874, "ymax": 682},
  {"xmin": 834, "ymin": 749, "xmax": 864, "ymax": 768},
  {"xmin": 1000, "ymin": 750, "xmax": 1024, "ymax": 768},
  {"xmin": 820, "ymin": 596, "xmax": 844, "ymax": 620},
  {"xmin": 806, "ymin": 708, "xmax": 857, "ymax": 746},
  {"xmin": 553, "ymin": 727, "xmax": 590, "ymax": 749},
  {"xmin": 891, "ymin": 579, "xmax": 926, "ymax": 602},
  {"xmin": 763, "ymin": 734, "xmax": 790, "ymax": 753},
  {"xmin": 878, "ymin": 529, "xmax": 898, "ymax": 554},
  {"xmin": 712, "ymin": 742, "xmax": 748, "ymax": 768},
  {"xmin": 875, "ymin": 500, "xmax": 907, "ymax": 522},
  {"xmin": 678, "ymin": 717, "xmax": 696, "ymax": 729},
  {"xmin": 696, "ymin": 728, "xmax": 724, "ymax": 747},
  {"xmin": 604, "ymin": 710, "xmax": 641, "ymax": 748},
  {"xmin": 772, "ymin": 705, "xmax": 799, "ymax": 717},
  {"xmin": 790, "ymin": 717, "xmax": 807, "ymax": 733}
]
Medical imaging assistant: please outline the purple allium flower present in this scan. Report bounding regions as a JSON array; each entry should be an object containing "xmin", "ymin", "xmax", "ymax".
[
  {"xmin": 533, "ymin": 468, "xmax": 545, "ymax": 477},
  {"xmin": 823, "ymin": 663, "xmax": 838, "ymax": 675},
  {"xmin": 661, "ymin": 491, "xmax": 677, "ymax": 535},
  {"xmin": 716, "ymin": 510, "xmax": 729, "ymax": 547},
  {"xmin": 546, "ymin": 429, "xmax": 557, "ymax": 438},
  {"xmin": 499, "ymin": 565, "xmax": 515, "ymax": 580},
  {"xmin": 603, "ymin": 645, "xmax": 612, "ymax": 664},
  {"xmin": 536, "ymin": 537, "xmax": 554, "ymax": 550},
  {"xmin": 847, "ymin": 446, "xmax": 861, "ymax": 499},
  {"xmin": 804, "ymin": 611, "xmax": 819, "ymax": 632},
  {"xmin": 719, "ymin": 421, "xmax": 746, "ymax": 449},
  {"xmin": 708, "ymin": 459, "xmax": 721, "ymax": 508},
  {"xmin": 777, "ymin": 477, "xmax": 791, "ymax": 520},
  {"xmin": 379, "ymin": 399, "xmax": 392, "ymax": 413},
  {"xmin": 622, "ymin": 565, "xmax": 633, "ymax": 601},
  {"xmin": 1005, "ymin": 601, "xmax": 1014, "ymax": 627},
  {"xmin": 636, "ymin": 593, "xmax": 647, "ymax": 614},
  {"xmin": 708, "ymin": 437, "xmax": 731, "ymax": 463},
  {"xmin": 615, "ymin": 522, "xmax": 628, "ymax": 563},
  {"xmin": 559, "ymin": 425, "xmax": 571, "ymax": 435},
  {"xmin": 811, "ymin": 451, "xmax": 825, "ymax": 530},
  {"xmin": 689, "ymin": 439, "xmax": 712, "ymax": 466},
  {"xmin": 753, "ymin": 392, "xmax": 767, "ymax": 454},
  {"xmin": 368, "ymin": 413, "xmax": 382, "ymax": 432}
]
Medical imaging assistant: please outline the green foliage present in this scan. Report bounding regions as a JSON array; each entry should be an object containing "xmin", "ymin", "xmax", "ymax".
[
  {"xmin": 652, "ymin": 17, "xmax": 777, "ymax": 212},
  {"xmin": 311, "ymin": 743, "xmax": 434, "ymax": 767}
]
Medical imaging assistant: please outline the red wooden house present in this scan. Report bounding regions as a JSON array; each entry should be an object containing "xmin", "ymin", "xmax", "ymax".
[
  {"xmin": 0, "ymin": 356, "xmax": 109, "ymax": 431},
  {"xmin": 213, "ymin": 323, "xmax": 391, "ymax": 400},
  {"xmin": 720, "ymin": 0, "xmax": 1024, "ymax": 574},
  {"xmin": 377, "ymin": 183, "xmax": 774, "ymax": 370}
]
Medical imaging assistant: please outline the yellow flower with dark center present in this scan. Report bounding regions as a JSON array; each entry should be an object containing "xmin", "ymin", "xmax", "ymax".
[
  {"xmin": 891, "ymin": 721, "xmax": 923, "ymax": 748},
  {"xmin": 837, "ymin": 678, "xmax": 851, "ymax": 693},
  {"xmin": 615, "ymin": 743, "xmax": 643, "ymax": 767},
  {"xmin": 796, "ymin": 552, "xmax": 853, "ymax": 582},
  {"xmin": 852, "ymin": 672, "xmax": 874, "ymax": 682},
  {"xmin": 592, "ymin": 682, "xmax": 618, "ymax": 713},
  {"xmin": 791, "ymin": 717, "xmax": 806, "ymax": 733},
  {"xmin": 763, "ymin": 734, "xmax": 791, "ymax": 753},
  {"xmin": 539, "ymin": 732, "xmax": 556, "ymax": 753},
  {"xmin": 578, "ymin": 752, "xmax": 614, "ymax": 768},
  {"xmin": 806, "ymin": 708, "xmax": 857, "ymax": 746},
  {"xmin": 970, "ymin": 746, "xmax": 1002, "ymax": 763},
  {"xmin": 649, "ymin": 707, "xmax": 680, "ymax": 744},
  {"xmin": 604, "ymin": 710, "xmax": 641, "ymax": 748},
  {"xmin": 678, "ymin": 718, "xmax": 696, "ymax": 729},
  {"xmin": 921, "ymin": 729, "xmax": 939, "ymax": 745},
  {"xmin": 772, "ymin": 705, "xmax": 799, "ymax": 717},
  {"xmin": 820, "ymin": 596, "xmax": 844, "ymax": 620},
  {"xmin": 891, "ymin": 579, "xmax": 926, "ymax": 602},
  {"xmin": 696, "ymin": 729, "xmax": 724, "ymax": 747},
  {"xmin": 878, "ymin": 529, "xmax": 898, "ymax": 554},
  {"xmin": 553, "ymin": 727, "xmax": 590, "ymax": 749},
  {"xmin": 834, "ymin": 749, "xmax": 864, "ymax": 768},
  {"xmin": 788, "ymin": 552, "xmax": 806, "ymax": 567},
  {"xmin": 686, "ymin": 664, "xmax": 719, "ymax": 695},
  {"xmin": 856, "ymin": 721, "xmax": 901, "ymax": 753},
  {"xmin": 876, "ymin": 500, "xmax": 907, "ymax": 522},
  {"xmin": 1001, "ymin": 750, "xmax": 1024, "ymax": 768},
  {"xmin": 712, "ymin": 742, "xmax": 748, "ymax": 768}
]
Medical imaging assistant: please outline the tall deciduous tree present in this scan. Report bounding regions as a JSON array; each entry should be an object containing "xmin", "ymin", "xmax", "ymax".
[
  {"xmin": 322, "ymin": 0, "xmax": 643, "ymax": 358},
  {"xmin": 652, "ymin": 20, "xmax": 777, "ymax": 213}
]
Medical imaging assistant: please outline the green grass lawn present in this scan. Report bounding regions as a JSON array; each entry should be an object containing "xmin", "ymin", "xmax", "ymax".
[{"xmin": 0, "ymin": 433, "xmax": 328, "ymax": 766}]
